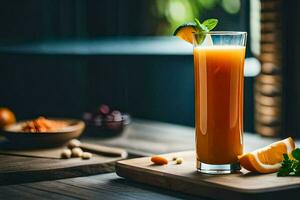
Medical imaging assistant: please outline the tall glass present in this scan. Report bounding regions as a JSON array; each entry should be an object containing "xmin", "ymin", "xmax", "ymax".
[{"xmin": 193, "ymin": 32, "xmax": 247, "ymax": 174}]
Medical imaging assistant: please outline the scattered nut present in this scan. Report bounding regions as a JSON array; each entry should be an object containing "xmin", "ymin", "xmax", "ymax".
[
  {"xmin": 81, "ymin": 152, "xmax": 92, "ymax": 159},
  {"xmin": 72, "ymin": 147, "xmax": 83, "ymax": 157},
  {"xmin": 172, "ymin": 157, "xmax": 177, "ymax": 161},
  {"xmin": 68, "ymin": 139, "xmax": 81, "ymax": 149},
  {"xmin": 61, "ymin": 149, "xmax": 72, "ymax": 159},
  {"xmin": 175, "ymin": 157, "xmax": 183, "ymax": 164},
  {"xmin": 151, "ymin": 155, "xmax": 168, "ymax": 165}
]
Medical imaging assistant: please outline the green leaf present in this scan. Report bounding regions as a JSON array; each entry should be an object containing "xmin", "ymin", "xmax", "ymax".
[
  {"xmin": 202, "ymin": 19, "xmax": 219, "ymax": 31},
  {"xmin": 199, "ymin": 23, "xmax": 209, "ymax": 32},
  {"xmin": 278, "ymin": 168, "xmax": 290, "ymax": 176},
  {"xmin": 194, "ymin": 18, "xmax": 201, "ymax": 29},
  {"xmin": 283, "ymin": 153, "xmax": 289, "ymax": 161},
  {"xmin": 277, "ymin": 150, "xmax": 300, "ymax": 177},
  {"xmin": 194, "ymin": 18, "xmax": 209, "ymax": 32},
  {"xmin": 191, "ymin": 18, "xmax": 219, "ymax": 45},
  {"xmin": 292, "ymin": 148, "xmax": 300, "ymax": 160},
  {"xmin": 295, "ymin": 162, "xmax": 300, "ymax": 175}
]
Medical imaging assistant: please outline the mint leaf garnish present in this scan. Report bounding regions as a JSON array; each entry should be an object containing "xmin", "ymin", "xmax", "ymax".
[
  {"xmin": 194, "ymin": 18, "xmax": 209, "ymax": 32},
  {"xmin": 292, "ymin": 148, "xmax": 300, "ymax": 160},
  {"xmin": 202, "ymin": 19, "xmax": 218, "ymax": 31},
  {"xmin": 193, "ymin": 18, "xmax": 218, "ymax": 45},
  {"xmin": 277, "ymin": 148, "xmax": 300, "ymax": 177}
]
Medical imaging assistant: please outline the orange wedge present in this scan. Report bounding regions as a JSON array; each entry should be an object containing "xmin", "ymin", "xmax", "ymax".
[
  {"xmin": 239, "ymin": 137, "xmax": 295, "ymax": 173},
  {"xmin": 173, "ymin": 23, "xmax": 197, "ymax": 44}
]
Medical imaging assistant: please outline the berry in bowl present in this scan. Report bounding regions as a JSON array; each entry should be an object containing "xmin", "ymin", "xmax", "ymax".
[{"xmin": 83, "ymin": 104, "xmax": 130, "ymax": 138}]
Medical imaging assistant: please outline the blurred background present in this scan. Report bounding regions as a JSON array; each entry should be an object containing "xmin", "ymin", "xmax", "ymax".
[
  {"xmin": 0, "ymin": 0, "xmax": 247, "ymax": 40},
  {"xmin": 0, "ymin": 0, "xmax": 297, "ymax": 137}
]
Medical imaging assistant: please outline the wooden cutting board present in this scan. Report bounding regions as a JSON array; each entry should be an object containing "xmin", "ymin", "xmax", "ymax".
[
  {"xmin": 116, "ymin": 151, "xmax": 300, "ymax": 200},
  {"xmin": 0, "ymin": 146, "xmax": 127, "ymax": 185}
]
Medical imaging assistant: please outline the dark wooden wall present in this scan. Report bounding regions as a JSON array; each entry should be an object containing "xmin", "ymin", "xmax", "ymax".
[{"xmin": 0, "ymin": 0, "xmax": 157, "ymax": 42}]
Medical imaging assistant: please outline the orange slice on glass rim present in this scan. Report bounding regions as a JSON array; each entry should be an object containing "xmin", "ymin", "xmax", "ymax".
[
  {"xmin": 173, "ymin": 23, "xmax": 197, "ymax": 44},
  {"xmin": 239, "ymin": 137, "xmax": 295, "ymax": 173}
]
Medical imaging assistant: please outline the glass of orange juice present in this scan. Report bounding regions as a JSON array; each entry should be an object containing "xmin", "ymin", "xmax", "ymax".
[{"xmin": 194, "ymin": 31, "xmax": 247, "ymax": 174}]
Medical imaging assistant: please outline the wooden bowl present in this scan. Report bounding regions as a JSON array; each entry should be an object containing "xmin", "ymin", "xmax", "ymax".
[{"xmin": 1, "ymin": 119, "xmax": 85, "ymax": 147}]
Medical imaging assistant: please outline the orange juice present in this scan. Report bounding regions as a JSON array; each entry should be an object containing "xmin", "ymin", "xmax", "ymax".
[{"xmin": 194, "ymin": 45, "xmax": 245, "ymax": 164}]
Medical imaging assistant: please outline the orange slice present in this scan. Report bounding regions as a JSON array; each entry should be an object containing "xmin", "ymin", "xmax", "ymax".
[
  {"xmin": 239, "ymin": 137, "xmax": 295, "ymax": 173},
  {"xmin": 173, "ymin": 23, "xmax": 197, "ymax": 44}
]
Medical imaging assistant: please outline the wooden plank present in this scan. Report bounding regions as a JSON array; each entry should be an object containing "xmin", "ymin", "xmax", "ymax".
[
  {"xmin": 0, "ymin": 142, "xmax": 126, "ymax": 159},
  {"xmin": 21, "ymin": 173, "xmax": 202, "ymax": 200},
  {"xmin": 0, "ymin": 185, "xmax": 75, "ymax": 200},
  {"xmin": 25, "ymin": 181, "xmax": 102, "ymax": 199},
  {"xmin": 0, "ymin": 147, "xmax": 66, "ymax": 159},
  {"xmin": 116, "ymin": 151, "xmax": 300, "ymax": 200},
  {"xmin": 0, "ymin": 150, "xmax": 125, "ymax": 185}
]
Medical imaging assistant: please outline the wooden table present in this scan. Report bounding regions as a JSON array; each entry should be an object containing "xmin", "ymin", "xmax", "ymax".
[{"xmin": 0, "ymin": 119, "xmax": 298, "ymax": 200}]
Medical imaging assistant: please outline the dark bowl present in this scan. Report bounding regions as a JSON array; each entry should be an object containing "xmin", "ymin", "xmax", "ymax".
[
  {"xmin": 85, "ymin": 120, "xmax": 128, "ymax": 138},
  {"xmin": 0, "ymin": 118, "xmax": 85, "ymax": 147}
]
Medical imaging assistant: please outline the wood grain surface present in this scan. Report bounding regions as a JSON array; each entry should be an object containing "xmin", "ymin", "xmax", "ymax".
[
  {"xmin": 0, "ymin": 148, "xmax": 126, "ymax": 185},
  {"xmin": 0, "ymin": 119, "xmax": 299, "ymax": 200},
  {"xmin": 0, "ymin": 142, "xmax": 127, "ymax": 159},
  {"xmin": 116, "ymin": 151, "xmax": 300, "ymax": 200},
  {"xmin": 0, "ymin": 119, "xmax": 300, "ymax": 200},
  {"xmin": 0, "ymin": 173, "xmax": 202, "ymax": 200}
]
